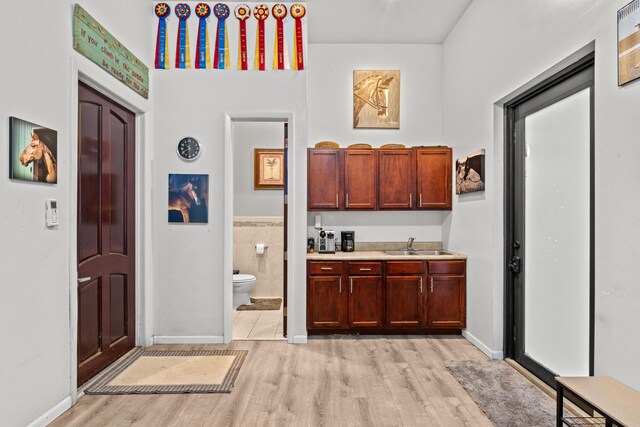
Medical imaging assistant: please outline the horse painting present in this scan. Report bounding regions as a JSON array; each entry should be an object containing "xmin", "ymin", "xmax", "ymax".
[
  {"xmin": 19, "ymin": 131, "xmax": 57, "ymax": 183},
  {"xmin": 353, "ymin": 70, "xmax": 400, "ymax": 128},
  {"xmin": 168, "ymin": 174, "xmax": 209, "ymax": 223},
  {"xmin": 456, "ymin": 150, "xmax": 485, "ymax": 195}
]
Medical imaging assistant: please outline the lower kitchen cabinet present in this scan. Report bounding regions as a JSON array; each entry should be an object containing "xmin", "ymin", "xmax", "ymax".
[
  {"xmin": 307, "ymin": 259, "xmax": 466, "ymax": 334},
  {"xmin": 307, "ymin": 276, "xmax": 347, "ymax": 329},
  {"xmin": 349, "ymin": 276, "xmax": 383, "ymax": 328},
  {"xmin": 426, "ymin": 260, "xmax": 466, "ymax": 328}
]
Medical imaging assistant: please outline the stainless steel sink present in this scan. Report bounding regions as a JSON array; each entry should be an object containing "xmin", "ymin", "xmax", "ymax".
[{"xmin": 384, "ymin": 250, "xmax": 453, "ymax": 256}]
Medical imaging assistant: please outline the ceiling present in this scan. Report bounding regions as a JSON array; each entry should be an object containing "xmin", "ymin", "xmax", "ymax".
[{"xmin": 306, "ymin": 0, "xmax": 473, "ymax": 44}]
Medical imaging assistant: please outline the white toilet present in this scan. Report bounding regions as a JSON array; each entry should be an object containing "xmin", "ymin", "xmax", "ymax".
[{"xmin": 233, "ymin": 274, "xmax": 256, "ymax": 307}]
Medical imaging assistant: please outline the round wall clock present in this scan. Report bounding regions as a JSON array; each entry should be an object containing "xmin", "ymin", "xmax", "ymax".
[{"xmin": 177, "ymin": 137, "xmax": 201, "ymax": 161}]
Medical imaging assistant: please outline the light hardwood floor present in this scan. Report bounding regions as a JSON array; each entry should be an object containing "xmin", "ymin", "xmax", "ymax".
[{"xmin": 52, "ymin": 336, "xmax": 493, "ymax": 427}]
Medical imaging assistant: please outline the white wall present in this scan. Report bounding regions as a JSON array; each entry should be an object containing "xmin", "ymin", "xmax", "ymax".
[
  {"xmin": 307, "ymin": 43, "xmax": 448, "ymax": 244},
  {"xmin": 442, "ymin": 0, "xmax": 640, "ymax": 390},
  {"xmin": 0, "ymin": 1, "xmax": 152, "ymax": 425},
  {"xmin": 233, "ymin": 121, "xmax": 285, "ymax": 217}
]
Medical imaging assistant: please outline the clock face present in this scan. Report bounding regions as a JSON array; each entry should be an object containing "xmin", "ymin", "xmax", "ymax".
[{"xmin": 177, "ymin": 137, "xmax": 201, "ymax": 161}]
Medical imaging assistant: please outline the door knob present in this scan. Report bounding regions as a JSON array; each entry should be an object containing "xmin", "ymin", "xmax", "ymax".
[{"xmin": 508, "ymin": 256, "xmax": 521, "ymax": 274}]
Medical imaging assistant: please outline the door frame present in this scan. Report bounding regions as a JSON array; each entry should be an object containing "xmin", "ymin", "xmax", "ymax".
[
  {"xmin": 68, "ymin": 58, "xmax": 153, "ymax": 402},
  {"xmin": 223, "ymin": 112, "xmax": 295, "ymax": 343},
  {"xmin": 503, "ymin": 52, "xmax": 595, "ymax": 386}
]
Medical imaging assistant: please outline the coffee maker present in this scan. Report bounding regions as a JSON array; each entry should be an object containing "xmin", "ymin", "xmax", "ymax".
[
  {"xmin": 318, "ymin": 230, "xmax": 336, "ymax": 253},
  {"xmin": 341, "ymin": 231, "xmax": 355, "ymax": 252}
]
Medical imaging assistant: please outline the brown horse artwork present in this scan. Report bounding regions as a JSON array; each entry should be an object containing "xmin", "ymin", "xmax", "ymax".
[
  {"xmin": 353, "ymin": 70, "xmax": 400, "ymax": 128},
  {"xmin": 168, "ymin": 174, "xmax": 208, "ymax": 224},
  {"xmin": 19, "ymin": 131, "xmax": 57, "ymax": 183}
]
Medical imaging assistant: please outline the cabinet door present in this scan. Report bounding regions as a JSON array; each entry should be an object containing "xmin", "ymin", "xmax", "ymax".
[
  {"xmin": 308, "ymin": 276, "xmax": 346, "ymax": 329},
  {"xmin": 427, "ymin": 275, "xmax": 466, "ymax": 328},
  {"xmin": 386, "ymin": 276, "xmax": 424, "ymax": 328},
  {"xmin": 348, "ymin": 276, "xmax": 383, "ymax": 328},
  {"xmin": 378, "ymin": 149, "xmax": 414, "ymax": 209},
  {"xmin": 308, "ymin": 149, "xmax": 340, "ymax": 210},
  {"xmin": 416, "ymin": 148, "xmax": 452, "ymax": 210},
  {"xmin": 344, "ymin": 150, "xmax": 377, "ymax": 209}
]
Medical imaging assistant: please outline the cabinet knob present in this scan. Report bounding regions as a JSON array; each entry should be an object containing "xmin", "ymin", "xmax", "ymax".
[
  {"xmin": 420, "ymin": 193, "xmax": 423, "ymax": 208},
  {"xmin": 420, "ymin": 277, "xmax": 423, "ymax": 293},
  {"xmin": 320, "ymin": 267, "xmax": 333, "ymax": 271},
  {"xmin": 430, "ymin": 277, "xmax": 434, "ymax": 293},
  {"xmin": 339, "ymin": 277, "xmax": 342, "ymax": 293},
  {"xmin": 410, "ymin": 194, "xmax": 412, "ymax": 207},
  {"xmin": 336, "ymin": 193, "xmax": 339, "ymax": 208},
  {"xmin": 350, "ymin": 278, "xmax": 353, "ymax": 294},
  {"xmin": 360, "ymin": 268, "xmax": 372, "ymax": 271}
]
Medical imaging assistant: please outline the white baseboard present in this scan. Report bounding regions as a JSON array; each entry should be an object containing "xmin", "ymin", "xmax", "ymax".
[
  {"xmin": 462, "ymin": 330, "xmax": 504, "ymax": 360},
  {"xmin": 153, "ymin": 335, "xmax": 224, "ymax": 344},
  {"xmin": 28, "ymin": 396, "xmax": 72, "ymax": 427},
  {"xmin": 293, "ymin": 334, "xmax": 307, "ymax": 344}
]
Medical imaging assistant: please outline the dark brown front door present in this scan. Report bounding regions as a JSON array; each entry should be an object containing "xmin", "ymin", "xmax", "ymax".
[{"xmin": 77, "ymin": 82, "xmax": 136, "ymax": 386}]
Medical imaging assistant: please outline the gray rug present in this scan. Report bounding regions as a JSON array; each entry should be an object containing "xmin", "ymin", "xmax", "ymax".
[
  {"xmin": 237, "ymin": 297, "xmax": 282, "ymax": 311},
  {"xmin": 447, "ymin": 360, "xmax": 561, "ymax": 427}
]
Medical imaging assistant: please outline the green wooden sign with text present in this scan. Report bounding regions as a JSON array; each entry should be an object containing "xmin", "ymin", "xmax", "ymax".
[{"xmin": 73, "ymin": 4, "xmax": 149, "ymax": 99}]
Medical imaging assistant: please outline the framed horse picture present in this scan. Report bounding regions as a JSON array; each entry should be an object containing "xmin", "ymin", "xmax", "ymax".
[
  {"xmin": 456, "ymin": 149, "xmax": 486, "ymax": 195},
  {"xmin": 9, "ymin": 117, "xmax": 58, "ymax": 184},
  {"xmin": 168, "ymin": 174, "xmax": 209, "ymax": 224},
  {"xmin": 353, "ymin": 70, "xmax": 400, "ymax": 129}
]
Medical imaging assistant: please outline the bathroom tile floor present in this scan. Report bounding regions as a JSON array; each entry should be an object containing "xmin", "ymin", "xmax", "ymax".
[{"xmin": 233, "ymin": 305, "xmax": 285, "ymax": 340}]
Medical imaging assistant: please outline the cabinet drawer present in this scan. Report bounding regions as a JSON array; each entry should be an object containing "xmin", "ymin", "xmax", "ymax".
[
  {"xmin": 386, "ymin": 261, "xmax": 425, "ymax": 275},
  {"xmin": 428, "ymin": 260, "xmax": 466, "ymax": 275},
  {"xmin": 348, "ymin": 262, "xmax": 382, "ymax": 275},
  {"xmin": 309, "ymin": 261, "xmax": 343, "ymax": 275}
]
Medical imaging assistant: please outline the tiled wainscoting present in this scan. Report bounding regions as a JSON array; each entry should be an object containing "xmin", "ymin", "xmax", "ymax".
[{"xmin": 233, "ymin": 216, "xmax": 283, "ymax": 298}]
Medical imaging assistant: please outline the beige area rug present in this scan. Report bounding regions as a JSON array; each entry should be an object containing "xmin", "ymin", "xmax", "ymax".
[
  {"xmin": 85, "ymin": 348, "xmax": 248, "ymax": 394},
  {"xmin": 237, "ymin": 297, "xmax": 282, "ymax": 311}
]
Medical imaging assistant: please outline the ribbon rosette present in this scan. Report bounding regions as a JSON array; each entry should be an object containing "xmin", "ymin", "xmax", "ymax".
[
  {"xmin": 253, "ymin": 4, "xmax": 269, "ymax": 71},
  {"xmin": 272, "ymin": 4, "xmax": 288, "ymax": 70},
  {"xmin": 154, "ymin": 3, "xmax": 171, "ymax": 69},
  {"xmin": 290, "ymin": 4, "xmax": 306, "ymax": 70},
  {"xmin": 174, "ymin": 3, "xmax": 191, "ymax": 68},
  {"xmin": 235, "ymin": 5, "xmax": 251, "ymax": 70},
  {"xmin": 213, "ymin": 3, "xmax": 231, "ymax": 70},
  {"xmin": 195, "ymin": 3, "xmax": 211, "ymax": 69}
]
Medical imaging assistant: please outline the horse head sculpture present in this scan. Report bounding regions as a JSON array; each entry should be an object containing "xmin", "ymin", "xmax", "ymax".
[
  {"xmin": 19, "ymin": 131, "xmax": 57, "ymax": 183},
  {"xmin": 353, "ymin": 75, "xmax": 395, "ymax": 127}
]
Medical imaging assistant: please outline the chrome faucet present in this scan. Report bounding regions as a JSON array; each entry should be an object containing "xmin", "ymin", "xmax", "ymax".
[{"xmin": 406, "ymin": 237, "xmax": 416, "ymax": 251}]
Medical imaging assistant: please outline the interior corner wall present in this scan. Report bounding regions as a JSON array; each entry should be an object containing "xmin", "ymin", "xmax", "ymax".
[
  {"xmin": 442, "ymin": 0, "xmax": 640, "ymax": 390},
  {"xmin": 306, "ymin": 43, "xmax": 448, "ymax": 243},
  {"xmin": 0, "ymin": 1, "xmax": 152, "ymax": 425},
  {"xmin": 233, "ymin": 121, "xmax": 285, "ymax": 217}
]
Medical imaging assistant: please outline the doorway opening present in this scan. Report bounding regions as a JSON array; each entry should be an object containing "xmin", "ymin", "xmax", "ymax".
[
  {"xmin": 229, "ymin": 119, "xmax": 289, "ymax": 340},
  {"xmin": 504, "ymin": 53, "xmax": 594, "ymax": 389}
]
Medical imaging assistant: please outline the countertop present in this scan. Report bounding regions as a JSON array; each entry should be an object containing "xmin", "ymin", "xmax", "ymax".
[{"xmin": 307, "ymin": 250, "xmax": 467, "ymax": 261}]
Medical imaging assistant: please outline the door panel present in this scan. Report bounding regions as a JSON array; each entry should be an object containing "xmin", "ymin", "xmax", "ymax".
[
  {"xmin": 427, "ymin": 275, "xmax": 465, "ymax": 328},
  {"xmin": 308, "ymin": 276, "xmax": 345, "ymax": 329},
  {"xmin": 78, "ymin": 82, "xmax": 136, "ymax": 386},
  {"xmin": 416, "ymin": 149, "xmax": 452, "ymax": 209},
  {"xmin": 378, "ymin": 149, "xmax": 414, "ymax": 209},
  {"xmin": 349, "ymin": 276, "xmax": 383, "ymax": 328},
  {"xmin": 344, "ymin": 150, "xmax": 377, "ymax": 209},
  {"xmin": 386, "ymin": 276, "xmax": 423, "ymax": 327},
  {"xmin": 507, "ymin": 62, "xmax": 594, "ymax": 388},
  {"xmin": 307, "ymin": 149, "xmax": 340, "ymax": 209}
]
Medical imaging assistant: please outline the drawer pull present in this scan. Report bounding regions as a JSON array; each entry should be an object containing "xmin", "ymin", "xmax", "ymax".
[
  {"xmin": 350, "ymin": 278, "xmax": 353, "ymax": 294},
  {"xmin": 346, "ymin": 193, "xmax": 349, "ymax": 208},
  {"xmin": 339, "ymin": 277, "xmax": 342, "ymax": 293},
  {"xmin": 336, "ymin": 193, "xmax": 339, "ymax": 208},
  {"xmin": 320, "ymin": 267, "xmax": 333, "ymax": 271},
  {"xmin": 410, "ymin": 193, "xmax": 412, "ymax": 207},
  {"xmin": 430, "ymin": 277, "xmax": 434, "ymax": 293},
  {"xmin": 420, "ymin": 193, "xmax": 423, "ymax": 208},
  {"xmin": 420, "ymin": 277, "xmax": 423, "ymax": 294},
  {"xmin": 360, "ymin": 268, "xmax": 372, "ymax": 271}
]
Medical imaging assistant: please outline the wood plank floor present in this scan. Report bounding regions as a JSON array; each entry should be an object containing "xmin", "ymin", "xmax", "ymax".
[{"xmin": 52, "ymin": 336, "xmax": 493, "ymax": 427}]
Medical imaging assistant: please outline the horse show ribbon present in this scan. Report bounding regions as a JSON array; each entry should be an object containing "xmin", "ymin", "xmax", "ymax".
[
  {"xmin": 195, "ymin": 3, "xmax": 211, "ymax": 69},
  {"xmin": 290, "ymin": 4, "xmax": 306, "ymax": 70},
  {"xmin": 154, "ymin": 3, "xmax": 171, "ymax": 69},
  {"xmin": 213, "ymin": 3, "xmax": 231, "ymax": 69},
  {"xmin": 253, "ymin": 4, "xmax": 269, "ymax": 70},
  {"xmin": 272, "ymin": 4, "xmax": 288, "ymax": 70},
  {"xmin": 175, "ymin": 3, "xmax": 191, "ymax": 68},
  {"xmin": 235, "ymin": 5, "xmax": 251, "ymax": 70}
]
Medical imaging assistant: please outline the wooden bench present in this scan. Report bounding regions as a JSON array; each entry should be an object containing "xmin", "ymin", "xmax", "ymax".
[{"xmin": 556, "ymin": 376, "xmax": 640, "ymax": 427}]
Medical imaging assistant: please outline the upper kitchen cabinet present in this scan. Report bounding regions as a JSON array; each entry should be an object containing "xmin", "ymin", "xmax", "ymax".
[
  {"xmin": 344, "ymin": 150, "xmax": 377, "ymax": 210},
  {"xmin": 416, "ymin": 148, "xmax": 452, "ymax": 210},
  {"xmin": 378, "ymin": 149, "xmax": 415, "ymax": 210},
  {"xmin": 308, "ymin": 149, "xmax": 341, "ymax": 210}
]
